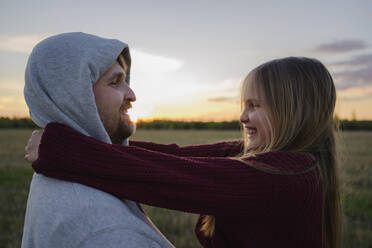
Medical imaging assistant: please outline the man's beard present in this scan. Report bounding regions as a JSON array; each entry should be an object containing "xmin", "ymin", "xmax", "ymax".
[{"xmin": 109, "ymin": 117, "xmax": 136, "ymax": 144}]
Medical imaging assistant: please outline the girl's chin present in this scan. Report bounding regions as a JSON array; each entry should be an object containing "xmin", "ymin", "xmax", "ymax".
[
  {"xmin": 246, "ymin": 142, "xmax": 257, "ymax": 151},
  {"xmin": 246, "ymin": 140, "xmax": 267, "ymax": 151}
]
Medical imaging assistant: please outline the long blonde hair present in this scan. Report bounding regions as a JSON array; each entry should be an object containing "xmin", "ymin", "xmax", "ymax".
[{"xmin": 200, "ymin": 57, "xmax": 342, "ymax": 248}]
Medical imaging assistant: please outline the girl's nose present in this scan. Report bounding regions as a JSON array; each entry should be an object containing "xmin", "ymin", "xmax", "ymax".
[{"xmin": 240, "ymin": 110, "xmax": 249, "ymax": 124}]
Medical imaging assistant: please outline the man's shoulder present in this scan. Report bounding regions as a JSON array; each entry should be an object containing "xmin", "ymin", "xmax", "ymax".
[
  {"xmin": 23, "ymin": 174, "xmax": 153, "ymax": 246},
  {"xmin": 28, "ymin": 173, "xmax": 137, "ymax": 220}
]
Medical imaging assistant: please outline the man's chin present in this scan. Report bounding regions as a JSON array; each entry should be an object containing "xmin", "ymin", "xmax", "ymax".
[
  {"xmin": 123, "ymin": 115, "xmax": 136, "ymax": 133},
  {"xmin": 127, "ymin": 121, "xmax": 136, "ymax": 136},
  {"xmin": 110, "ymin": 121, "xmax": 136, "ymax": 144}
]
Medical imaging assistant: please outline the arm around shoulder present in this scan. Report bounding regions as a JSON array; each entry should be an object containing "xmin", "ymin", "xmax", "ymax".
[{"xmin": 129, "ymin": 140, "xmax": 243, "ymax": 157}]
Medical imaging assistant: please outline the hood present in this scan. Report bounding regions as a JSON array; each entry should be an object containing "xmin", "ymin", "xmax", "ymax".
[{"xmin": 24, "ymin": 32, "xmax": 130, "ymax": 144}]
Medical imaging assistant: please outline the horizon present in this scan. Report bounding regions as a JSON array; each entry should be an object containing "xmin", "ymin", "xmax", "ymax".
[
  {"xmin": 0, "ymin": 116, "xmax": 370, "ymax": 123},
  {"xmin": 1, "ymin": 1, "xmax": 371, "ymax": 121}
]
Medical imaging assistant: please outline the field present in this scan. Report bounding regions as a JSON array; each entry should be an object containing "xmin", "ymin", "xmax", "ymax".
[{"xmin": 0, "ymin": 129, "xmax": 371, "ymax": 248}]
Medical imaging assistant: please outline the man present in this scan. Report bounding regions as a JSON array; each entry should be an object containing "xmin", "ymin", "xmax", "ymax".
[{"xmin": 22, "ymin": 32, "xmax": 173, "ymax": 248}]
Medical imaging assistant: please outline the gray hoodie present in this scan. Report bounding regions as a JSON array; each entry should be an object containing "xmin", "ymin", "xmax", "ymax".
[{"xmin": 22, "ymin": 32, "xmax": 174, "ymax": 248}]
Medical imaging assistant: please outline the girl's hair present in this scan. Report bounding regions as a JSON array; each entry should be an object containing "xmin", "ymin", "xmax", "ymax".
[{"xmin": 200, "ymin": 57, "xmax": 342, "ymax": 248}]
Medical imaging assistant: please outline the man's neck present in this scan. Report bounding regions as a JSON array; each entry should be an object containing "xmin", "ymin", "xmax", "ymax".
[{"xmin": 111, "ymin": 136, "xmax": 130, "ymax": 145}]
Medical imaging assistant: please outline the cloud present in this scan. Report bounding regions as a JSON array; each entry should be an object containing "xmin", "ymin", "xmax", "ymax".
[
  {"xmin": 333, "ymin": 68, "xmax": 372, "ymax": 89},
  {"xmin": 331, "ymin": 54, "xmax": 372, "ymax": 66},
  {"xmin": 0, "ymin": 95, "xmax": 28, "ymax": 117},
  {"xmin": 207, "ymin": 97, "xmax": 238, "ymax": 103},
  {"xmin": 0, "ymin": 77, "xmax": 24, "ymax": 96},
  {"xmin": 128, "ymin": 49, "xmax": 194, "ymax": 107},
  {"xmin": 0, "ymin": 34, "xmax": 49, "ymax": 54},
  {"xmin": 131, "ymin": 49, "xmax": 183, "ymax": 73},
  {"xmin": 337, "ymin": 85, "xmax": 372, "ymax": 101},
  {"xmin": 329, "ymin": 54, "xmax": 372, "ymax": 89},
  {"xmin": 204, "ymin": 78, "xmax": 242, "ymax": 103},
  {"xmin": 312, "ymin": 39, "xmax": 367, "ymax": 54},
  {"xmin": 0, "ymin": 35, "xmax": 184, "ymax": 72}
]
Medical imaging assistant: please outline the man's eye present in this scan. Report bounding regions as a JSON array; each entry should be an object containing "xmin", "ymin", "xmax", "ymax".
[{"xmin": 109, "ymin": 81, "xmax": 119, "ymax": 87}]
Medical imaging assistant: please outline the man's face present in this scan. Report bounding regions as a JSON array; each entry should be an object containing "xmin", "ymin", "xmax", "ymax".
[{"xmin": 93, "ymin": 61, "xmax": 136, "ymax": 144}]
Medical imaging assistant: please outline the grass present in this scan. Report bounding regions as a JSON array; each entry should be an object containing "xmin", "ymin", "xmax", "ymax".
[{"xmin": 0, "ymin": 129, "xmax": 371, "ymax": 247}]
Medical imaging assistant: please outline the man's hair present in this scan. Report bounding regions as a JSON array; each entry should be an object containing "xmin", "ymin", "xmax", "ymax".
[{"xmin": 117, "ymin": 48, "xmax": 131, "ymax": 82}]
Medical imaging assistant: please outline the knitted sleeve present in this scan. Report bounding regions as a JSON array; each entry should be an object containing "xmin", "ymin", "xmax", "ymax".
[
  {"xmin": 129, "ymin": 140, "xmax": 243, "ymax": 157},
  {"xmin": 32, "ymin": 123, "xmax": 317, "ymax": 217}
]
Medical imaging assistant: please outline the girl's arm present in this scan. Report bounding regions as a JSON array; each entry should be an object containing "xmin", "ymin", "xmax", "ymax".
[
  {"xmin": 129, "ymin": 140, "xmax": 243, "ymax": 157},
  {"xmin": 33, "ymin": 123, "xmax": 317, "ymax": 217}
]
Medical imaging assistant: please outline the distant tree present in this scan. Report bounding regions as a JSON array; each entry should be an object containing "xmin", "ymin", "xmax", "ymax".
[
  {"xmin": 334, "ymin": 113, "xmax": 340, "ymax": 122},
  {"xmin": 1, "ymin": 117, "xmax": 372, "ymax": 131},
  {"xmin": 351, "ymin": 109, "xmax": 357, "ymax": 121},
  {"xmin": 0, "ymin": 117, "xmax": 37, "ymax": 129}
]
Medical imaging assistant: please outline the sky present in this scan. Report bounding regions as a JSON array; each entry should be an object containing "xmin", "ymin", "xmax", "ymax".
[{"xmin": 0, "ymin": 0, "xmax": 371, "ymax": 121}]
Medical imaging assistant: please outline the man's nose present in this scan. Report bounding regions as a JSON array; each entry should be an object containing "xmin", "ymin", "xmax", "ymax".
[{"xmin": 125, "ymin": 87, "xmax": 136, "ymax": 102}]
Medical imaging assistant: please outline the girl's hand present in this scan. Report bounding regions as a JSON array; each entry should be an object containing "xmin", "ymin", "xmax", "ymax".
[{"xmin": 25, "ymin": 130, "xmax": 43, "ymax": 163}]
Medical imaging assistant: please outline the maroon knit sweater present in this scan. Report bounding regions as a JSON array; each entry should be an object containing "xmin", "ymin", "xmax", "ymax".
[{"xmin": 32, "ymin": 123, "xmax": 323, "ymax": 248}]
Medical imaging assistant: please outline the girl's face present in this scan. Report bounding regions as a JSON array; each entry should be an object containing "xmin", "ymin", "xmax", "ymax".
[{"xmin": 240, "ymin": 80, "xmax": 272, "ymax": 151}]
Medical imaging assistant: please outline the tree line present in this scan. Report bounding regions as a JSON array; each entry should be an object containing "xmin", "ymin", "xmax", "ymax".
[{"xmin": 0, "ymin": 117, "xmax": 372, "ymax": 131}]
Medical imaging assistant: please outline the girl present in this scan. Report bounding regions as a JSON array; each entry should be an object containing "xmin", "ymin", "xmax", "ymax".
[{"xmin": 26, "ymin": 57, "xmax": 342, "ymax": 248}]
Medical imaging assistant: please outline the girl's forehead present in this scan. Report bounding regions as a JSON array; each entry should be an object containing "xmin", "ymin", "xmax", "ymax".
[{"xmin": 243, "ymin": 79, "xmax": 260, "ymax": 100}]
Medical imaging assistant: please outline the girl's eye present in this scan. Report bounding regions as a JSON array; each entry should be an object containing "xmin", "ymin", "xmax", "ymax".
[{"xmin": 248, "ymin": 103, "xmax": 260, "ymax": 108}]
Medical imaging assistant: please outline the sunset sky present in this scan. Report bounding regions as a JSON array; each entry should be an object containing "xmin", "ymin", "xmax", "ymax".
[{"xmin": 1, "ymin": 0, "xmax": 371, "ymax": 121}]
